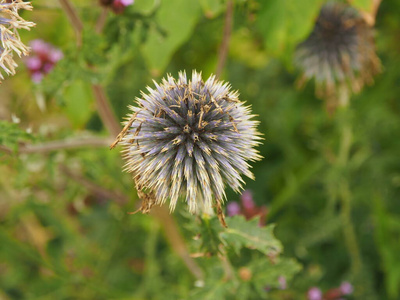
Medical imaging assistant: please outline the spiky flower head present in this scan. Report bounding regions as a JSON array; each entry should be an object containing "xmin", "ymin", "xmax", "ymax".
[
  {"xmin": 0, "ymin": 0, "xmax": 35, "ymax": 82},
  {"xmin": 294, "ymin": 2, "xmax": 381, "ymax": 105},
  {"xmin": 114, "ymin": 71, "xmax": 262, "ymax": 218}
]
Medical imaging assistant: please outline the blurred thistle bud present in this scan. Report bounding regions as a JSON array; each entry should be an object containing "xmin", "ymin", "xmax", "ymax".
[
  {"xmin": 294, "ymin": 2, "xmax": 381, "ymax": 110},
  {"xmin": 0, "ymin": 0, "xmax": 35, "ymax": 82},
  {"xmin": 99, "ymin": 0, "xmax": 134, "ymax": 14},
  {"xmin": 25, "ymin": 39, "xmax": 63, "ymax": 83},
  {"xmin": 111, "ymin": 71, "xmax": 262, "ymax": 225}
]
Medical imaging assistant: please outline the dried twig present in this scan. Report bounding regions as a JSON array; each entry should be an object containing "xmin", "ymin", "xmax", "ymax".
[{"xmin": 215, "ymin": 0, "xmax": 234, "ymax": 78}]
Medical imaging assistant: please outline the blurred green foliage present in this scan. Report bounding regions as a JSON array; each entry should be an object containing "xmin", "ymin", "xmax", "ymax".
[{"xmin": 1, "ymin": 0, "xmax": 400, "ymax": 299}]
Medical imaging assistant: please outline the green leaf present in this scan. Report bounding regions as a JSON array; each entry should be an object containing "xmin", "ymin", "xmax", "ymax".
[
  {"xmin": 221, "ymin": 216, "xmax": 283, "ymax": 255},
  {"xmin": 141, "ymin": 0, "xmax": 201, "ymax": 74},
  {"xmin": 133, "ymin": 0, "xmax": 160, "ymax": 15},
  {"xmin": 351, "ymin": 0, "xmax": 373, "ymax": 12},
  {"xmin": 192, "ymin": 280, "xmax": 234, "ymax": 300},
  {"xmin": 199, "ymin": 0, "xmax": 226, "ymax": 18},
  {"xmin": 256, "ymin": 0, "xmax": 324, "ymax": 59},
  {"xmin": 249, "ymin": 257, "xmax": 302, "ymax": 294},
  {"xmin": 63, "ymin": 80, "xmax": 94, "ymax": 129}
]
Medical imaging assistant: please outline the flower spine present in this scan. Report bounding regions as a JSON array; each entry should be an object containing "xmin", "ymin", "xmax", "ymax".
[{"xmin": 0, "ymin": 0, "xmax": 35, "ymax": 82}]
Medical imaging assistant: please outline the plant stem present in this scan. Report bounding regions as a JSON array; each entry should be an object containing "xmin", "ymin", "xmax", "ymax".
[
  {"xmin": 91, "ymin": 84, "xmax": 121, "ymax": 137},
  {"xmin": 95, "ymin": 7, "xmax": 108, "ymax": 34},
  {"xmin": 339, "ymin": 179, "xmax": 362, "ymax": 273},
  {"xmin": 150, "ymin": 206, "xmax": 205, "ymax": 281},
  {"xmin": 336, "ymin": 97, "xmax": 362, "ymax": 275},
  {"xmin": 58, "ymin": 0, "xmax": 83, "ymax": 46},
  {"xmin": 0, "ymin": 136, "xmax": 112, "ymax": 154},
  {"xmin": 215, "ymin": 0, "xmax": 234, "ymax": 78}
]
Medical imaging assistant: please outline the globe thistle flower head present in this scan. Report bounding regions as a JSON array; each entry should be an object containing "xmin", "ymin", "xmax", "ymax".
[
  {"xmin": 0, "ymin": 0, "xmax": 35, "ymax": 82},
  {"xmin": 112, "ymin": 71, "xmax": 262, "ymax": 222},
  {"xmin": 294, "ymin": 2, "xmax": 381, "ymax": 106}
]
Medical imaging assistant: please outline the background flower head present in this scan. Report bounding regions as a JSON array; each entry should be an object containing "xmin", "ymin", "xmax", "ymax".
[
  {"xmin": 0, "ymin": 0, "xmax": 35, "ymax": 82},
  {"xmin": 294, "ymin": 2, "xmax": 381, "ymax": 107},
  {"xmin": 120, "ymin": 71, "xmax": 262, "ymax": 215}
]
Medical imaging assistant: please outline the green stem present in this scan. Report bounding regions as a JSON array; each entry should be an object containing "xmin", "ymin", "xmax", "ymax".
[
  {"xmin": 339, "ymin": 180, "xmax": 362, "ymax": 274},
  {"xmin": 336, "ymin": 93, "xmax": 363, "ymax": 275}
]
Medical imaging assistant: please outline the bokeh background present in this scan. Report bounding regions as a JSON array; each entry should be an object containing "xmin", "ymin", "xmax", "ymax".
[{"xmin": 1, "ymin": 0, "xmax": 400, "ymax": 299}]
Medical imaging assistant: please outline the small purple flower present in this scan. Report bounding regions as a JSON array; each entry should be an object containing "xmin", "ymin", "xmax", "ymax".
[
  {"xmin": 31, "ymin": 72, "xmax": 43, "ymax": 83},
  {"xmin": 278, "ymin": 276, "xmax": 287, "ymax": 290},
  {"xmin": 30, "ymin": 39, "xmax": 51, "ymax": 56},
  {"xmin": 25, "ymin": 57, "xmax": 42, "ymax": 71},
  {"xmin": 241, "ymin": 190, "xmax": 255, "ymax": 210},
  {"xmin": 340, "ymin": 281, "xmax": 353, "ymax": 295},
  {"xmin": 25, "ymin": 39, "xmax": 63, "ymax": 83},
  {"xmin": 43, "ymin": 63, "xmax": 54, "ymax": 73},
  {"xmin": 120, "ymin": 0, "xmax": 134, "ymax": 5},
  {"xmin": 48, "ymin": 49, "xmax": 64, "ymax": 63},
  {"xmin": 227, "ymin": 202, "xmax": 241, "ymax": 216},
  {"xmin": 308, "ymin": 287, "xmax": 322, "ymax": 300},
  {"xmin": 227, "ymin": 189, "xmax": 268, "ymax": 225}
]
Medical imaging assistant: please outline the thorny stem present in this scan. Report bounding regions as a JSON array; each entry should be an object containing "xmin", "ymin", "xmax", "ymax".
[
  {"xmin": 215, "ymin": 0, "xmax": 234, "ymax": 78},
  {"xmin": 0, "ymin": 137, "xmax": 112, "ymax": 155},
  {"xmin": 58, "ymin": 0, "xmax": 203, "ymax": 281}
]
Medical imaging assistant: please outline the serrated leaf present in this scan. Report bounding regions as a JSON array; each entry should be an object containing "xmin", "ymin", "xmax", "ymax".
[
  {"xmin": 141, "ymin": 0, "xmax": 201, "ymax": 74},
  {"xmin": 0, "ymin": 121, "xmax": 34, "ymax": 153},
  {"xmin": 221, "ymin": 216, "xmax": 283, "ymax": 255}
]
